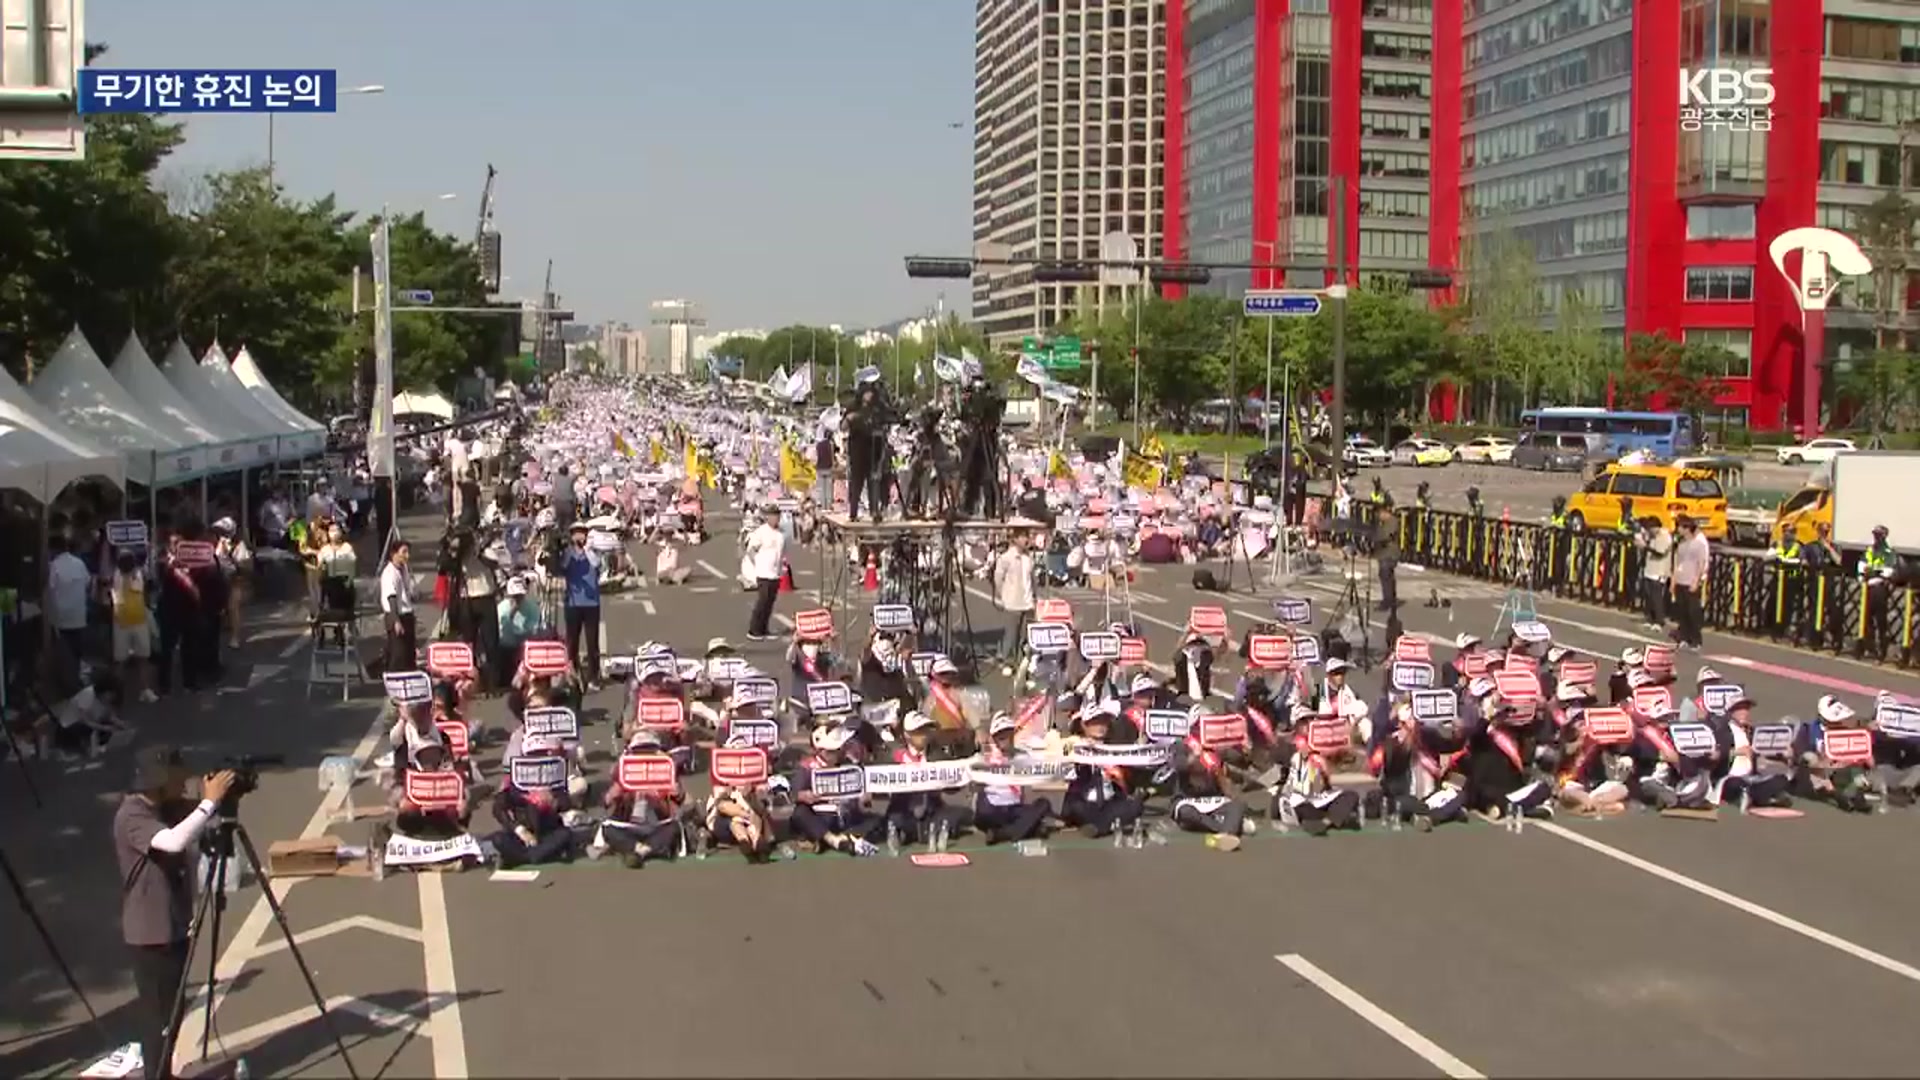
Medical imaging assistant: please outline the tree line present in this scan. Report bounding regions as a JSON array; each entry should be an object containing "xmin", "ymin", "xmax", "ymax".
[{"xmin": 0, "ymin": 100, "xmax": 503, "ymax": 416}]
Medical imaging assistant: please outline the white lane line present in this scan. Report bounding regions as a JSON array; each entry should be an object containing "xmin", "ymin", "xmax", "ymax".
[
  {"xmin": 247, "ymin": 915, "xmax": 424, "ymax": 958},
  {"xmin": 417, "ymin": 872, "xmax": 470, "ymax": 1078},
  {"xmin": 277, "ymin": 632, "xmax": 308, "ymax": 659},
  {"xmin": 1535, "ymin": 821, "xmax": 1920, "ymax": 985},
  {"xmin": 199, "ymin": 995, "xmax": 423, "ymax": 1060},
  {"xmin": 172, "ymin": 712, "xmax": 391, "ymax": 1073},
  {"xmin": 641, "ymin": 598, "xmax": 656, "ymax": 615},
  {"xmin": 1275, "ymin": 954, "xmax": 1484, "ymax": 1079}
]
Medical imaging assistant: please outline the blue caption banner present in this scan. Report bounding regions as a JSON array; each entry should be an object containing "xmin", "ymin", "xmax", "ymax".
[{"xmin": 79, "ymin": 70, "xmax": 338, "ymax": 114}]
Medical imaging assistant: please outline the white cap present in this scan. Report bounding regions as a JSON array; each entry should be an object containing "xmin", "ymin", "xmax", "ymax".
[
  {"xmin": 1817, "ymin": 695, "xmax": 1855, "ymax": 724},
  {"xmin": 902, "ymin": 710, "xmax": 937, "ymax": 732},
  {"xmin": 1455, "ymin": 633, "xmax": 1481, "ymax": 649},
  {"xmin": 811, "ymin": 723, "xmax": 854, "ymax": 751},
  {"xmin": 989, "ymin": 711, "xmax": 1019, "ymax": 735},
  {"xmin": 1694, "ymin": 665, "xmax": 1722, "ymax": 684},
  {"xmin": 931, "ymin": 656, "xmax": 960, "ymax": 677},
  {"xmin": 1546, "ymin": 645, "xmax": 1571, "ymax": 663},
  {"xmin": 1129, "ymin": 673, "xmax": 1158, "ymax": 695},
  {"xmin": 1325, "ymin": 658, "xmax": 1352, "ymax": 675},
  {"xmin": 1621, "ymin": 647, "xmax": 1646, "ymax": 666},
  {"xmin": 1077, "ymin": 699, "xmax": 1120, "ymax": 724},
  {"xmin": 626, "ymin": 729, "xmax": 664, "ymax": 750},
  {"xmin": 707, "ymin": 636, "xmax": 735, "ymax": 654},
  {"xmin": 1555, "ymin": 681, "xmax": 1590, "ymax": 703}
]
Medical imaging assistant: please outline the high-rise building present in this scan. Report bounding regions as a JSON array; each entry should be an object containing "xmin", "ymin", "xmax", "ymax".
[
  {"xmin": 1170, "ymin": 0, "xmax": 1920, "ymax": 432},
  {"xmin": 643, "ymin": 299, "xmax": 705, "ymax": 375},
  {"xmin": 597, "ymin": 321, "xmax": 647, "ymax": 375},
  {"xmin": 972, "ymin": 0, "xmax": 1177, "ymax": 347}
]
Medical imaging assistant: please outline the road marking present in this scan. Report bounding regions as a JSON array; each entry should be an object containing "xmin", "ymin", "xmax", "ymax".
[
  {"xmin": 247, "ymin": 915, "xmax": 423, "ymax": 958},
  {"xmin": 417, "ymin": 872, "xmax": 469, "ymax": 1078},
  {"xmin": 200, "ymin": 994, "xmax": 422, "ymax": 1061},
  {"xmin": 641, "ymin": 598, "xmax": 657, "ymax": 615},
  {"xmin": 277, "ymin": 632, "xmax": 308, "ymax": 659},
  {"xmin": 1706, "ymin": 653, "xmax": 1902, "ymax": 699},
  {"xmin": 1535, "ymin": 821, "xmax": 1920, "ymax": 985},
  {"xmin": 1275, "ymin": 954, "xmax": 1483, "ymax": 1079},
  {"xmin": 171, "ymin": 710, "xmax": 392, "ymax": 1073}
]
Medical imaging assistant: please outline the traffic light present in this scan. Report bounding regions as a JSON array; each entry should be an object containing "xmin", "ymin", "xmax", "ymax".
[
  {"xmin": 1407, "ymin": 269, "xmax": 1453, "ymax": 290},
  {"xmin": 1032, "ymin": 262, "xmax": 1100, "ymax": 282},
  {"xmin": 904, "ymin": 257, "xmax": 975, "ymax": 279},
  {"xmin": 1149, "ymin": 263, "xmax": 1212, "ymax": 285}
]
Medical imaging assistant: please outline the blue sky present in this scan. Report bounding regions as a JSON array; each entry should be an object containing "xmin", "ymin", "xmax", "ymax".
[{"xmin": 93, "ymin": 0, "xmax": 977, "ymax": 332}]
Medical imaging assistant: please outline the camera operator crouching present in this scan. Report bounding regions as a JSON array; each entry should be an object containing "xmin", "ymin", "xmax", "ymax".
[{"xmin": 113, "ymin": 746, "xmax": 237, "ymax": 1080}]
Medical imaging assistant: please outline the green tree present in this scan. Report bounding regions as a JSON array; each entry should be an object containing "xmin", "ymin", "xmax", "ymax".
[
  {"xmin": 1834, "ymin": 347, "xmax": 1920, "ymax": 435},
  {"xmin": 1615, "ymin": 332, "xmax": 1730, "ymax": 425},
  {"xmin": 1459, "ymin": 230, "xmax": 1550, "ymax": 421},
  {"xmin": 1857, "ymin": 187, "xmax": 1919, "ymax": 353}
]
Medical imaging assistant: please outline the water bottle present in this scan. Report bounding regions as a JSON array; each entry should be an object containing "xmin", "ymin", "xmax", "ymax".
[
  {"xmin": 886, "ymin": 820, "xmax": 901, "ymax": 857},
  {"xmin": 1738, "ymin": 787, "xmax": 1751, "ymax": 815},
  {"xmin": 1016, "ymin": 838, "xmax": 1048, "ymax": 857},
  {"xmin": 1112, "ymin": 825, "xmax": 1126, "ymax": 849},
  {"xmin": 777, "ymin": 843, "xmax": 799, "ymax": 861},
  {"xmin": 1390, "ymin": 811, "xmax": 1404, "ymax": 833},
  {"xmin": 233, "ymin": 1058, "xmax": 250, "ymax": 1080}
]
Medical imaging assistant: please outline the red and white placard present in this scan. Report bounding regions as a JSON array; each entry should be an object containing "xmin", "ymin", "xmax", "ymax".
[
  {"xmin": 794, "ymin": 608, "xmax": 835, "ymax": 639},
  {"xmin": 425, "ymin": 641, "xmax": 476, "ymax": 677},
  {"xmin": 1035, "ymin": 597, "xmax": 1073, "ymax": 625},
  {"xmin": 1584, "ymin": 707, "xmax": 1634, "ymax": 745},
  {"xmin": 616, "ymin": 753, "xmax": 678, "ymax": 794},
  {"xmin": 1494, "ymin": 669, "xmax": 1541, "ymax": 703},
  {"xmin": 711, "ymin": 746, "xmax": 771, "ymax": 787},
  {"xmin": 404, "ymin": 770, "xmax": 465, "ymax": 810},
  {"xmin": 1119, "ymin": 637, "xmax": 1148, "ymax": 664},
  {"xmin": 1188, "ymin": 606, "xmax": 1228, "ymax": 640},
  {"xmin": 1246, "ymin": 634, "xmax": 1293, "ymax": 668},
  {"xmin": 1394, "ymin": 636, "xmax": 1432, "ymax": 663},
  {"xmin": 1198, "ymin": 713, "xmax": 1248, "ymax": 749},
  {"xmin": 637, "ymin": 697, "xmax": 687, "ymax": 731},
  {"xmin": 1305, "ymin": 717, "xmax": 1350, "ymax": 755},
  {"xmin": 1823, "ymin": 728, "xmax": 1874, "ymax": 767},
  {"xmin": 1631, "ymin": 685, "xmax": 1674, "ymax": 717},
  {"xmin": 1558, "ymin": 659, "xmax": 1598, "ymax": 687},
  {"xmin": 522, "ymin": 640, "xmax": 570, "ymax": 676},
  {"xmin": 435, "ymin": 720, "xmax": 470, "ymax": 760}
]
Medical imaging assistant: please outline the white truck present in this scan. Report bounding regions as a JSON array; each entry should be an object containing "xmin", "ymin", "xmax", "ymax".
[{"xmin": 1773, "ymin": 451, "xmax": 1920, "ymax": 555}]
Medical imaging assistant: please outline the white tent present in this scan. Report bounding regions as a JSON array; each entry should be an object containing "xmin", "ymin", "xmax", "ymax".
[
  {"xmin": 392, "ymin": 390, "xmax": 454, "ymax": 420},
  {"xmin": 228, "ymin": 346, "xmax": 325, "ymax": 457},
  {"xmin": 200, "ymin": 343, "xmax": 316, "ymax": 460},
  {"xmin": 158, "ymin": 340, "xmax": 284, "ymax": 468},
  {"xmin": 111, "ymin": 336, "xmax": 253, "ymax": 476},
  {"xmin": 25, "ymin": 329, "xmax": 210, "ymax": 486},
  {"xmin": 0, "ymin": 363, "xmax": 123, "ymax": 500}
]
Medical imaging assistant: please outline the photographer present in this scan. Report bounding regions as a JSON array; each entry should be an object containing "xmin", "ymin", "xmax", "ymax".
[
  {"xmin": 846, "ymin": 373, "xmax": 893, "ymax": 522},
  {"xmin": 114, "ymin": 746, "xmax": 236, "ymax": 1080}
]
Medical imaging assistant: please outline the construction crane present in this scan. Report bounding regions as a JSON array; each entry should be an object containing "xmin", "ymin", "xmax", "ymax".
[{"xmin": 475, "ymin": 164, "xmax": 501, "ymax": 293}]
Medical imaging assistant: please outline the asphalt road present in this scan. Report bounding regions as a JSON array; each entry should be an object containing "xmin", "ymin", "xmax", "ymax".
[{"xmin": 8, "ymin": 508, "xmax": 1919, "ymax": 1079}]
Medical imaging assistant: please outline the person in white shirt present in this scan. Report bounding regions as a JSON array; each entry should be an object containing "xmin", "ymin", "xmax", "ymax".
[
  {"xmin": 991, "ymin": 534, "xmax": 1036, "ymax": 665},
  {"xmin": 379, "ymin": 540, "xmax": 416, "ymax": 674},
  {"xmin": 743, "ymin": 503, "xmax": 787, "ymax": 641},
  {"xmin": 655, "ymin": 534, "xmax": 691, "ymax": 585},
  {"xmin": 46, "ymin": 534, "xmax": 93, "ymax": 660}
]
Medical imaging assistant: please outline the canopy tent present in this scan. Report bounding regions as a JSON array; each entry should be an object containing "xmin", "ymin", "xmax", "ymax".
[
  {"xmin": 0, "ymin": 363, "xmax": 124, "ymax": 500},
  {"xmin": 25, "ymin": 329, "xmax": 213, "ymax": 486},
  {"xmin": 392, "ymin": 390, "xmax": 454, "ymax": 420},
  {"xmin": 158, "ymin": 340, "xmax": 286, "ymax": 468},
  {"xmin": 229, "ymin": 345, "xmax": 326, "ymax": 457},
  {"xmin": 201, "ymin": 344, "xmax": 321, "ymax": 459},
  {"xmin": 111, "ymin": 336, "xmax": 254, "ymax": 476}
]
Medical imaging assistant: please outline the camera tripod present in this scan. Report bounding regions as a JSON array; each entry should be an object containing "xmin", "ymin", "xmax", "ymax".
[
  {"xmin": 1322, "ymin": 546, "xmax": 1375, "ymax": 672},
  {"xmin": 2, "ymin": 846, "xmax": 105, "ymax": 1043},
  {"xmin": 162, "ymin": 813, "xmax": 358, "ymax": 1079}
]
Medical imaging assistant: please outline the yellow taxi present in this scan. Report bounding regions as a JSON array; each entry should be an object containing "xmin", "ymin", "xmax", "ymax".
[{"xmin": 1563, "ymin": 464, "xmax": 1728, "ymax": 540}]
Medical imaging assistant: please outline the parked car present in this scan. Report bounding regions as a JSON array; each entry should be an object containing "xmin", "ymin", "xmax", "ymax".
[
  {"xmin": 1454, "ymin": 435, "xmax": 1516, "ymax": 464},
  {"xmin": 1512, "ymin": 431, "xmax": 1608, "ymax": 472},
  {"xmin": 1344, "ymin": 437, "xmax": 1391, "ymax": 468},
  {"xmin": 1774, "ymin": 437, "xmax": 1856, "ymax": 466},
  {"xmin": 1391, "ymin": 438, "xmax": 1454, "ymax": 466}
]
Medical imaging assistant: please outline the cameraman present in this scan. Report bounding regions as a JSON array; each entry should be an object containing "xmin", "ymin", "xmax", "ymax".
[
  {"xmin": 846, "ymin": 377, "xmax": 891, "ymax": 522},
  {"xmin": 114, "ymin": 746, "xmax": 236, "ymax": 1080}
]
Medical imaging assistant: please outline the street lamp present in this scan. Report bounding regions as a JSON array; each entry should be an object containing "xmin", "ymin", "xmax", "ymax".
[{"xmin": 269, "ymin": 83, "xmax": 386, "ymax": 187}]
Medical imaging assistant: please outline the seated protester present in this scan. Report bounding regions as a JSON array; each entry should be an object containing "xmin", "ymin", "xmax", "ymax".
[
  {"xmin": 488, "ymin": 736, "xmax": 580, "ymax": 867},
  {"xmin": 1059, "ymin": 701, "xmax": 1144, "ymax": 840},
  {"xmin": 1675, "ymin": 666, "xmax": 1726, "ymax": 727},
  {"xmin": 654, "ymin": 533, "xmax": 691, "ymax": 585},
  {"xmin": 1365, "ymin": 697, "xmax": 1461, "ymax": 831},
  {"xmin": 496, "ymin": 576, "xmax": 544, "ymax": 664},
  {"xmin": 590, "ymin": 729, "xmax": 687, "ymax": 868},
  {"xmin": 1871, "ymin": 691, "xmax": 1920, "ymax": 808},
  {"xmin": 1070, "ymin": 654, "xmax": 1123, "ymax": 712},
  {"xmin": 1121, "ymin": 673, "xmax": 1174, "ymax": 739},
  {"xmin": 884, "ymin": 711, "xmax": 964, "ymax": 852},
  {"xmin": 1170, "ymin": 627, "xmax": 1214, "ymax": 705},
  {"xmin": 1316, "ymin": 658, "xmax": 1371, "ymax": 749},
  {"xmin": 687, "ymin": 637, "xmax": 740, "ymax": 734},
  {"xmin": 1628, "ymin": 702, "xmax": 1714, "ymax": 811},
  {"xmin": 1439, "ymin": 633, "xmax": 1483, "ymax": 690},
  {"xmin": 1609, "ymin": 648, "xmax": 1644, "ymax": 706},
  {"xmin": 1720, "ymin": 692, "xmax": 1795, "ymax": 811},
  {"xmin": 972, "ymin": 711, "xmax": 1053, "ymax": 845},
  {"xmin": 1463, "ymin": 697, "xmax": 1556, "ymax": 821},
  {"xmin": 32, "ymin": 629, "xmax": 129, "ymax": 760},
  {"xmin": 702, "ymin": 746, "xmax": 779, "ymax": 862},
  {"xmin": 787, "ymin": 623, "xmax": 842, "ymax": 728},
  {"xmin": 859, "ymin": 629, "xmax": 916, "ymax": 713},
  {"xmin": 387, "ymin": 703, "xmax": 468, "ymax": 838},
  {"xmin": 622, "ymin": 660, "xmax": 695, "ymax": 764},
  {"xmin": 1278, "ymin": 706, "xmax": 1362, "ymax": 836},
  {"xmin": 1135, "ymin": 525, "xmax": 1179, "ymax": 565},
  {"xmin": 1551, "ymin": 710, "xmax": 1633, "ymax": 818},
  {"xmin": 786, "ymin": 724, "xmax": 884, "ymax": 856},
  {"xmin": 920, "ymin": 655, "xmax": 974, "ymax": 756},
  {"xmin": 1169, "ymin": 728, "xmax": 1253, "ymax": 844},
  {"xmin": 1194, "ymin": 513, "xmax": 1226, "ymax": 559},
  {"xmin": 1794, "ymin": 695, "xmax": 1875, "ymax": 813}
]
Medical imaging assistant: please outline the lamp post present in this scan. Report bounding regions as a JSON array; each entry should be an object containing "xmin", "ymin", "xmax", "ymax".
[{"xmin": 269, "ymin": 83, "xmax": 385, "ymax": 188}]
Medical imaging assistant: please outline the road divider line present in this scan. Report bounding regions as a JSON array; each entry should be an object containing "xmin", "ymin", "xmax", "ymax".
[
  {"xmin": 1275, "ymin": 954, "xmax": 1484, "ymax": 1079},
  {"xmin": 641, "ymin": 598, "xmax": 656, "ymax": 616},
  {"xmin": 277, "ymin": 632, "xmax": 307, "ymax": 660},
  {"xmin": 247, "ymin": 915, "xmax": 424, "ymax": 958},
  {"xmin": 1535, "ymin": 820, "xmax": 1920, "ymax": 985},
  {"xmin": 417, "ymin": 872, "xmax": 469, "ymax": 1078}
]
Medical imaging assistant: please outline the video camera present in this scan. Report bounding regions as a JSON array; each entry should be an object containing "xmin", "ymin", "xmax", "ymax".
[{"xmin": 212, "ymin": 753, "xmax": 285, "ymax": 816}]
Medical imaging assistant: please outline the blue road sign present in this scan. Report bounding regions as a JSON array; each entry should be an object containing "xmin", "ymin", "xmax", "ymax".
[
  {"xmin": 1243, "ymin": 291, "xmax": 1322, "ymax": 317},
  {"xmin": 398, "ymin": 289, "xmax": 434, "ymax": 305}
]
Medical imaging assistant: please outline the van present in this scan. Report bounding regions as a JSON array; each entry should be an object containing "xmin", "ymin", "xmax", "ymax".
[
  {"xmin": 1513, "ymin": 431, "xmax": 1606, "ymax": 472},
  {"xmin": 1564, "ymin": 464, "xmax": 1729, "ymax": 539}
]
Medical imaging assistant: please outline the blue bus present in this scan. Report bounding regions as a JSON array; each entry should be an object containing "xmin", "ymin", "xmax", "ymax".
[{"xmin": 1519, "ymin": 408, "xmax": 1696, "ymax": 457}]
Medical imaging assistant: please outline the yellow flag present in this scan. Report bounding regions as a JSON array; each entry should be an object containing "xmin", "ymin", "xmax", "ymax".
[
  {"xmin": 611, "ymin": 432, "xmax": 635, "ymax": 459},
  {"xmin": 1122, "ymin": 448, "xmax": 1165, "ymax": 489},
  {"xmin": 648, "ymin": 438, "xmax": 666, "ymax": 465},
  {"xmin": 781, "ymin": 441, "xmax": 817, "ymax": 490},
  {"xmin": 1142, "ymin": 433, "xmax": 1168, "ymax": 462},
  {"xmin": 683, "ymin": 441, "xmax": 697, "ymax": 480},
  {"xmin": 1047, "ymin": 450, "xmax": 1072, "ymax": 481}
]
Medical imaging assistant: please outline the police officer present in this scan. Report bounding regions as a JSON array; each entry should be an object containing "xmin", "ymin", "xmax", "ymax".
[{"xmin": 1859, "ymin": 525, "xmax": 1899, "ymax": 657}]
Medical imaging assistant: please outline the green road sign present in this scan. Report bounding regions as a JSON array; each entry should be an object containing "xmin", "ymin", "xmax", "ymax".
[{"xmin": 1046, "ymin": 335, "xmax": 1082, "ymax": 370}]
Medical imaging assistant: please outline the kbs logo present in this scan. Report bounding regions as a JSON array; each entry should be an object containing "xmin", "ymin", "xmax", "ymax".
[{"xmin": 1679, "ymin": 68, "xmax": 1774, "ymax": 132}]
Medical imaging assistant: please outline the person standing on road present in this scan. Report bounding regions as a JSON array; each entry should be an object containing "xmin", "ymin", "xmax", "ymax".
[
  {"xmin": 1634, "ymin": 516, "xmax": 1673, "ymax": 631},
  {"xmin": 115, "ymin": 746, "xmax": 236, "ymax": 1080},
  {"xmin": 46, "ymin": 533, "xmax": 93, "ymax": 661},
  {"xmin": 1669, "ymin": 515, "xmax": 1709, "ymax": 650},
  {"xmin": 380, "ymin": 540, "xmax": 416, "ymax": 675},
  {"xmin": 744, "ymin": 503, "xmax": 786, "ymax": 641},
  {"xmin": 560, "ymin": 522, "xmax": 604, "ymax": 688},
  {"xmin": 991, "ymin": 533, "xmax": 1035, "ymax": 661}
]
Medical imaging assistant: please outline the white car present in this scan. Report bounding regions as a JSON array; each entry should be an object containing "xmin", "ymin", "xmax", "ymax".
[
  {"xmin": 1391, "ymin": 438, "xmax": 1454, "ymax": 466},
  {"xmin": 1775, "ymin": 438, "xmax": 1856, "ymax": 466},
  {"xmin": 1344, "ymin": 437, "xmax": 1391, "ymax": 468},
  {"xmin": 1454, "ymin": 436, "xmax": 1516, "ymax": 464}
]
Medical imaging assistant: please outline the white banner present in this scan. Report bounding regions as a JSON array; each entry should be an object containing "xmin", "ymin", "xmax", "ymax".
[
  {"xmin": 864, "ymin": 760, "xmax": 971, "ymax": 794},
  {"xmin": 382, "ymin": 832, "xmax": 482, "ymax": 866},
  {"xmin": 1066, "ymin": 743, "xmax": 1172, "ymax": 769},
  {"xmin": 967, "ymin": 758, "xmax": 1075, "ymax": 787}
]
